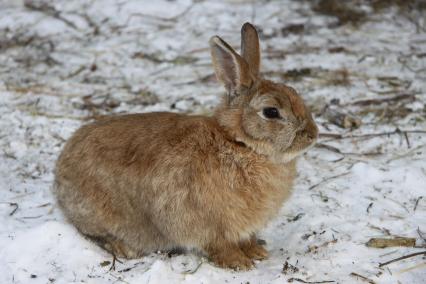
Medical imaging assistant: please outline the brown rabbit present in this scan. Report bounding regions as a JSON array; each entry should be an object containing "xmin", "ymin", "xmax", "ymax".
[{"xmin": 54, "ymin": 23, "xmax": 318, "ymax": 270}]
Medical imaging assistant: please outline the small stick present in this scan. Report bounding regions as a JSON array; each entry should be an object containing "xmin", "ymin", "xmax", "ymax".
[
  {"xmin": 366, "ymin": 202, "xmax": 373, "ymax": 213},
  {"xmin": 368, "ymin": 224, "xmax": 391, "ymax": 236},
  {"xmin": 417, "ymin": 227, "xmax": 426, "ymax": 243},
  {"xmin": 8, "ymin": 203, "xmax": 19, "ymax": 216},
  {"xmin": 349, "ymin": 272, "xmax": 376, "ymax": 284},
  {"xmin": 347, "ymin": 94, "xmax": 416, "ymax": 107},
  {"xmin": 379, "ymin": 251, "xmax": 426, "ymax": 267},
  {"xmin": 308, "ymin": 172, "xmax": 350, "ymax": 190},
  {"xmin": 414, "ymin": 196, "xmax": 423, "ymax": 212},
  {"xmin": 287, "ymin": 278, "xmax": 335, "ymax": 283},
  {"xmin": 380, "ymin": 250, "xmax": 398, "ymax": 258},
  {"xmin": 109, "ymin": 256, "xmax": 116, "ymax": 271},
  {"xmin": 315, "ymin": 143, "xmax": 382, "ymax": 157},
  {"xmin": 0, "ymin": 202, "xmax": 22, "ymax": 216},
  {"xmin": 318, "ymin": 133, "xmax": 343, "ymax": 139},
  {"xmin": 319, "ymin": 129, "xmax": 426, "ymax": 141},
  {"xmin": 3, "ymin": 150, "xmax": 17, "ymax": 160},
  {"xmin": 117, "ymin": 261, "xmax": 145, "ymax": 273},
  {"xmin": 24, "ymin": 1, "xmax": 79, "ymax": 30},
  {"xmin": 109, "ymin": 254, "xmax": 123, "ymax": 271},
  {"xmin": 404, "ymin": 132, "xmax": 411, "ymax": 149},
  {"xmin": 21, "ymin": 215, "xmax": 42, "ymax": 219}
]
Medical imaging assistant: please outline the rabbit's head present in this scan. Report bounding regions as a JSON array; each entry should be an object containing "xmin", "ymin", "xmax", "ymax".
[{"xmin": 211, "ymin": 23, "xmax": 318, "ymax": 163}]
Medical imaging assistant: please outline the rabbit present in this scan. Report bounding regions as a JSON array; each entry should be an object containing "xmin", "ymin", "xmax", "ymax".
[{"xmin": 53, "ymin": 22, "xmax": 318, "ymax": 270}]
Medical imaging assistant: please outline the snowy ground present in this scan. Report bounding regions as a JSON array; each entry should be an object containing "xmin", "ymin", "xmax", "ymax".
[{"xmin": 0, "ymin": 0, "xmax": 425, "ymax": 283}]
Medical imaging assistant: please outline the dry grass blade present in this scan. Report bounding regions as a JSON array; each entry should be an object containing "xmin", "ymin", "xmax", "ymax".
[
  {"xmin": 288, "ymin": 277, "xmax": 335, "ymax": 283},
  {"xmin": 349, "ymin": 272, "xmax": 376, "ymax": 284},
  {"xmin": 315, "ymin": 143, "xmax": 382, "ymax": 156},
  {"xmin": 309, "ymin": 172, "xmax": 350, "ymax": 190},
  {"xmin": 347, "ymin": 94, "xmax": 416, "ymax": 106}
]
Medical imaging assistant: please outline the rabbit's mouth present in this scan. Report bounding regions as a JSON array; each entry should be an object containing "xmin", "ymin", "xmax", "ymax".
[
  {"xmin": 272, "ymin": 126, "xmax": 318, "ymax": 164},
  {"xmin": 271, "ymin": 141, "xmax": 316, "ymax": 164}
]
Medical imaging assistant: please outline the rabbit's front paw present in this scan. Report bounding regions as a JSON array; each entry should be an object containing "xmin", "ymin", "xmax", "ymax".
[
  {"xmin": 240, "ymin": 238, "xmax": 268, "ymax": 260},
  {"xmin": 207, "ymin": 244, "xmax": 254, "ymax": 271}
]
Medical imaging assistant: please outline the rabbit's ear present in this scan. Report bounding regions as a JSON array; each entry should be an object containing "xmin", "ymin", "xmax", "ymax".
[
  {"xmin": 241, "ymin": 22, "xmax": 260, "ymax": 77},
  {"xmin": 209, "ymin": 36, "xmax": 253, "ymax": 96}
]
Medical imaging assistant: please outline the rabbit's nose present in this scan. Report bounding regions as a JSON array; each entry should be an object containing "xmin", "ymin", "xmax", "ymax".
[
  {"xmin": 307, "ymin": 125, "xmax": 319, "ymax": 142},
  {"xmin": 306, "ymin": 132, "xmax": 316, "ymax": 142},
  {"xmin": 301, "ymin": 119, "xmax": 318, "ymax": 143}
]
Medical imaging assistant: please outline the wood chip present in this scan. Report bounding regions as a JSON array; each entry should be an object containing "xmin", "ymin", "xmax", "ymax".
[{"xmin": 366, "ymin": 237, "xmax": 416, "ymax": 248}]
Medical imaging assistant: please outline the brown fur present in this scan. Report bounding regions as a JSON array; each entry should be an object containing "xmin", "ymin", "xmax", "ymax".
[{"xmin": 53, "ymin": 23, "xmax": 318, "ymax": 270}]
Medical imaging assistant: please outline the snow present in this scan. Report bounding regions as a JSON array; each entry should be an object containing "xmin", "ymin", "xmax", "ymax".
[{"xmin": 0, "ymin": 0, "xmax": 425, "ymax": 283}]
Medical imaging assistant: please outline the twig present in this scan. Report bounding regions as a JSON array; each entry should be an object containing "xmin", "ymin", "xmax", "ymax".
[
  {"xmin": 21, "ymin": 215, "xmax": 42, "ymax": 219},
  {"xmin": 319, "ymin": 129, "xmax": 426, "ymax": 141},
  {"xmin": 368, "ymin": 224, "xmax": 391, "ymax": 236},
  {"xmin": 107, "ymin": 272, "xmax": 129, "ymax": 284},
  {"xmin": 74, "ymin": 12, "xmax": 100, "ymax": 35},
  {"xmin": 308, "ymin": 172, "xmax": 350, "ymax": 190},
  {"xmin": 50, "ymin": 132, "xmax": 66, "ymax": 143},
  {"xmin": 3, "ymin": 150, "xmax": 17, "ymax": 160},
  {"xmin": 347, "ymin": 94, "xmax": 416, "ymax": 106},
  {"xmin": 380, "ymin": 250, "xmax": 398, "ymax": 258},
  {"xmin": 319, "ymin": 133, "xmax": 345, "ymax": 139},
  {"xmin": 404, "ymin": 132, "xmax": 411, "ymax": 149},
  {"xmin": 417, "ymin": 227, "xmax": 426, "ymax": 243},
  {"xmin": 1, "ymin": 202, "xmax": 20, "ymax": 216},
  {"xmin": 386, "ymin": 197, "xmax": 410, "ymax": 213},
  {"xmin": 349, "ymin": 272, "xmax": 376, "ymax": 284},
  {"xmin": 414, "ymin": 196, "xmax": 423, "ymax": 212},
  {"xmin": 117, "ymin": 261, "xmax": 145, "ymax": 273},
  {"xmin": 24, "ymin": 1, "xmax": 78, "ymax": 30},
  {"xmin": 379, "ymin": 251, "xmax": 426, "ymax": 267},
  {"xmin": 24, "ymin": 110, "xmax": 86, "ymax": 120},
  {"xmin": 367, "ymin": 202, "xmax": 373, "ymax": 213},
  {"xmin": 124, "ymin": 2, "xmax": 195, "ymax": 26},
  {"xmin": 288, "ymin": 278, "xmax": 335, "ymax": 283},
  {"xmin": 62, "ymin": 65, "xmax": 86, "ymax": 79},
  {"xmin": 37, "ymin": 202, "xmax": 51, "ymax": 208},
  {"xmin": 386, "ymin": 144, "xmax": 426, "ymax": 163},
  {"xmin": 109, "ymin": 254, "xmax": 123, "ymax": 271},
  {"xmin": 315, "ymin": 143, "xmax": 382, "ymax": 156},
  {"xmin": 9, "ymin": 202, "xmax": 18, "ymax": 216}
]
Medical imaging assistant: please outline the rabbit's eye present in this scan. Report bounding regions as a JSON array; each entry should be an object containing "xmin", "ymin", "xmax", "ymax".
[{"xmin": 263, "ymin": 107, "xmax": 281, "ymax": 119}]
